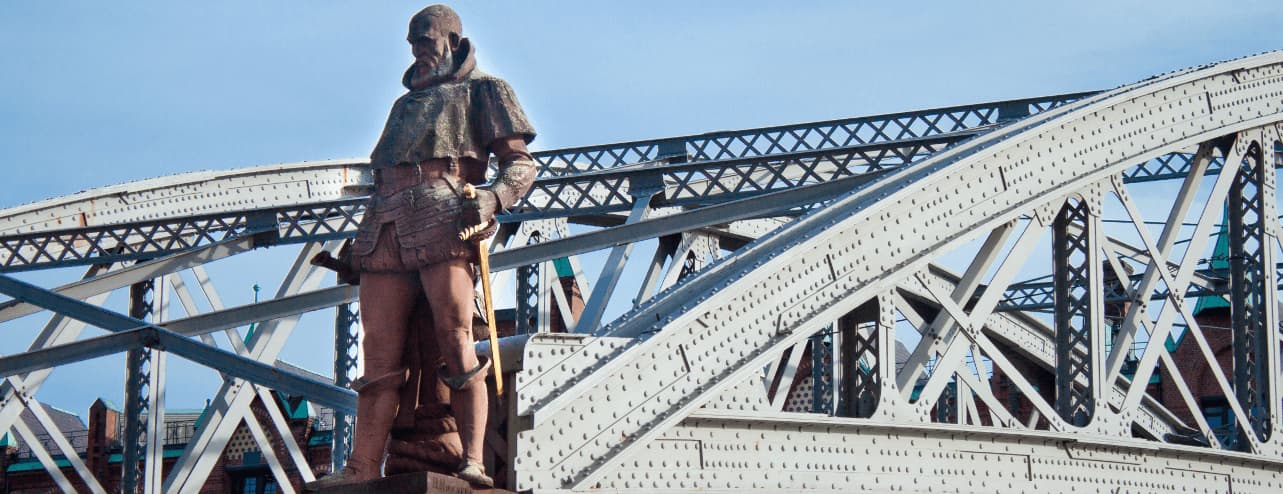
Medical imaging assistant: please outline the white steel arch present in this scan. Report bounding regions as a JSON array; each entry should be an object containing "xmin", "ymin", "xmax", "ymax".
[{"xmin": 512, "ymin": 52, "xmax": 1283, "ymax": 492}]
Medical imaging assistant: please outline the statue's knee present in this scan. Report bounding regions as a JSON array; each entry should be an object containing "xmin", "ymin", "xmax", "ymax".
[
  {"xmin": 439, "ymin": 356, "xmax": 490, "ymax": 391},
  {"xmin": 435, "ymin": 327, "xmax": 477, "ymax": 365},
  {"xmin": 436, "ymin": 322, "xmax": 472, "ymax": 342}
]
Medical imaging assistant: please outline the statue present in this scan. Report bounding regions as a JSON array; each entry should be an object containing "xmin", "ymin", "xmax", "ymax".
[{"xmin": 306, "ymin": 4, "xmax": 536, "ymax": 489}]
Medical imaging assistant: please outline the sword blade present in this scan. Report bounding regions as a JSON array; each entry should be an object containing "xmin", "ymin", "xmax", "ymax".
[{"xmin": 477, "ymin": 237, "xmax": 504, "ymax": 397}]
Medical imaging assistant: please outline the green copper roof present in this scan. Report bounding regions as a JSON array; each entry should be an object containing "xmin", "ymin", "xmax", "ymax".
[
  {"xmin": 1193, "ymin": 211, "xmax": 1231, "ymax": 315},
  {"xmin": 553, "ymin": 257, "xmax": 574, "ymax": 278},
  {"xmin": 7, "ymin": 458, "xmax": 73, "ymax": 473},
  {"xmin": 274, "ymin": 391, "xmax": 314, "ymax": 419},
  {"xmin": 106, "ymin": 449, "xmax": 184, "ymax": 464}
]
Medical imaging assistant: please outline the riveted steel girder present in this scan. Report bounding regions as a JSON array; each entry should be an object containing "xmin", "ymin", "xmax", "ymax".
[{"xmin": 513, "ymin": 52, "xmax": 1283, "ymax": 491}]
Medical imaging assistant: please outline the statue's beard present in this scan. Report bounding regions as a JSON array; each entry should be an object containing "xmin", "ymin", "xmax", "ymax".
[
  {"xmin": 420, "ymin": 46, "xmax": 454, "ymax": 79},
  {"xmin": 406, "ymin": 42, "xmax": 471, "ymax": 90}
]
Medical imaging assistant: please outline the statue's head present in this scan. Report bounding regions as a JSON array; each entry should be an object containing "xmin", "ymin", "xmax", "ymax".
[{"xmin": 407, "ymin": 5, "xmax": 463, "ymax": 76}]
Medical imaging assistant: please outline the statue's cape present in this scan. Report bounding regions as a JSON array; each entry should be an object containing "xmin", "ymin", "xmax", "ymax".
[{"xmin": 371, "ymin": 38, "xmax": 536, "ymax": 176}]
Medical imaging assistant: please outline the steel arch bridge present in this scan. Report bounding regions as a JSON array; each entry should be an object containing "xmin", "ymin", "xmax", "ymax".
[{"xmin": 1, "ymin": 52, "xmax": 1282, "ymax": 493}]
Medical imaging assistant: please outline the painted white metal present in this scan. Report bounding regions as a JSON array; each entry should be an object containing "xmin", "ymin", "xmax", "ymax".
[
  {"xmin": 513, "ymin": 53, "xmax": 1283, "ymax": 490},
  {"xmin": 144, "ymin": 348, "xmax": 167, "ymax": 494},
  {"xmin": 0, "ymin": 299, "xmax": 109, "ymax": 436},
  {"xmin": 589, "ymin": 415, "xmax": 1280, "ymax": 493},
  {"xmin": 0, "ymin": 160, "xmax": 369, "ymax": 236},
  {"xmin": 1102, "ymin": 143, "xmax": 1215, "ymax": 387}
]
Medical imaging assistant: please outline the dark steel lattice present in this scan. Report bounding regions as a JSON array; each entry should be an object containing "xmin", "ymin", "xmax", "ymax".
[
  {"xmin": 331, "ymin": 302, "xmax": 359, "ymax": 471},
  {"xmin": 513, "ymin": 134, "xmax": 967, "ymax": 220},
  {"xmin": 999, "ymin": 265, "xmax": 1283, "ymax": 313},
  {"xmin": 809, "ymin": 331, "xmax": 834, "ymax": 414},
  {"xmin": 121, "ymin": 280, "xmax": 155, "ymax": 494},
  {"xmin": 837, "ymin": 305, "xmax": 880, "ymax": 418},
  {"xmin": 1229, "ymin": 142, "xmax": 1272, "ymax": 445},
  {"xmin": 935, "ymin": 381, "xmax": 958, "ymax": 424},
  {"xmin": 1053, "ymin": 199, "xmax": 1097, "ymax": 426},
  {"xmin": 677, "ymin": 249, "xmax": 700, "ymax": 282},
  {"xmin": 530, "ymin": 92, "xmax": 1093, "ymax": 176},
  {"xmin": 516, "ymin": 231, "xmax": 545, "ymax": 334}
]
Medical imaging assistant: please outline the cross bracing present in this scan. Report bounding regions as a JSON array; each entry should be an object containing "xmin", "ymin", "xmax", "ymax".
[{"xmin": 0, "ymin": 54, "xmax": 1280, "ymax": 492}]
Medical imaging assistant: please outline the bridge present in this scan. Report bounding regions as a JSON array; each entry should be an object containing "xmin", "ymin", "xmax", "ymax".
[{"xmin": 0, "ymin": 51, "xmax": 1281, "ymax": 493}]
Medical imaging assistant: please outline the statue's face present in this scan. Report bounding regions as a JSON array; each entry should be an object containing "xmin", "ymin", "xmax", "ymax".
[{"xmin": 409, "ymin": 21, "xmax": 454, "ymax": 72}]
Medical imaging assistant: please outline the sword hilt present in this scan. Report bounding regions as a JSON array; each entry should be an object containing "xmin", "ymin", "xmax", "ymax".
[
  {"xmin": 459, "ymin": 221, "xmax": 494, "ymax": 241},
  {"xmin": 458, "ymin": 183, "xmax": 494, "ymax": 241}
]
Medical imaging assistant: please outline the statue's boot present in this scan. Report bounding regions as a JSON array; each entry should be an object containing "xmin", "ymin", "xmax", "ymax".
[
  {"xmin": 440, "ymin": 356, "xmax": 493, "ymax": 487},
  {"xmin": 304, "ymin": 369, "xmax": 406, "ymax": 491}
]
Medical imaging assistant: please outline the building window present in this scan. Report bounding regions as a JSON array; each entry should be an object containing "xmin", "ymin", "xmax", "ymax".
[
  {"xmin": 236, "ymin": 474, "xmax": 280, "ymax": 494},
  {"xmin": 1201, "ymin": 397, "xmax": 1234, "ymax": 446}
]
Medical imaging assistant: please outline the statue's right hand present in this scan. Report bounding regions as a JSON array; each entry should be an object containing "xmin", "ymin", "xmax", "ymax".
[{"xmin": 459, "ymin": 184, "xmax": 498, "ymax": 240}]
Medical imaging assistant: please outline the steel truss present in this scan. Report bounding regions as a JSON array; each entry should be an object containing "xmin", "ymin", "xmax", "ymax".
[
  {"xmin": 0, "ymin": 54, "xmax": 1280, "ymax": 493},
  {"xmin": 512, "ymin": 53, "xmax": 1283, "ymax": 492}
]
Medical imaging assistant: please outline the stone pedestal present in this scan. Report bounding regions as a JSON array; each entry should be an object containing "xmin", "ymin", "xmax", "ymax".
[{"xmin": 309, "ymin": 471, "xmax": 515, "ymax": 494}]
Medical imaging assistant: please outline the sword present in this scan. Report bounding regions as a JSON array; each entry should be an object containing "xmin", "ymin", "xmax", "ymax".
[{"xmin": 459, "ymin": 184, "xmax": 504, "ymax": 398}]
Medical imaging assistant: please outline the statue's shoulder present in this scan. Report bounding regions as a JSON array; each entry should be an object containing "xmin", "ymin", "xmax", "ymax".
[
  {"xmin": 461, "ymin": 71, "xmax": 525, "ymax": 113},
  {"xmin": 466, "ymin": 70, "xmax": 499, "ymax": 82},
  {"xmin": 465, "ymin": 70, "xmax": 516, "ymax": 92}
]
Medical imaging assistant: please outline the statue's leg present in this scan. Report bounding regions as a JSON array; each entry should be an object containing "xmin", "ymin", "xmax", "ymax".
[
  {"xmin": 346, "ymin": 271, "xmax": 418, "ymax": 477},
  {"xmin": 419, "ymin": 258, "xmax": 491, "ymax": 483},
  {"xmin": 384, "ymin": 297, "xmax": 467, "ymax": 476},
  {"xmin": 393, "ymin": 295, "xmax": 429, "ymax": 432}
]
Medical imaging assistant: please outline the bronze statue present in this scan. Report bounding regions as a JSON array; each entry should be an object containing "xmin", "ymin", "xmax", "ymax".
[{"xmin": 306, "ymin": 4, "xmax": 536, "ymax": 489}]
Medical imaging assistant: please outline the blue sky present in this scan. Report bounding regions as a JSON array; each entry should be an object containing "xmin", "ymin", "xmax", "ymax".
[{"xmin": 1, "ymin": 1, "xmax": 1280, "ymax": 414}]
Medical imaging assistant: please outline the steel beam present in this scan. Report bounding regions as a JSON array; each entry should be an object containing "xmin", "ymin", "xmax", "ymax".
[
  {"xmin": 0, "ymin": 236, "xmax": 259, "ymax": 323},
  {"xmin": 575, "ymin": 186, "xmax": 659, "ymax": 333},
  {"xmin": 121, "ymin": 278, "xmax": 156, "ymax": 494},
  {"xmin": 0, "ymin": 275, "xmax": 356, "ymax": 413}
]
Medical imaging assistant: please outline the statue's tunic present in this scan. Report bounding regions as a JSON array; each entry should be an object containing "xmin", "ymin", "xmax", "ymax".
[
  {"xmin": 352, "ymin": 68, "xmax": 535, "ymax": 272},
  {"xmin": 370, "ymin": 70, "xmax": 535, "ymax": 181}
]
